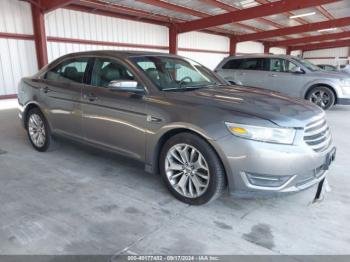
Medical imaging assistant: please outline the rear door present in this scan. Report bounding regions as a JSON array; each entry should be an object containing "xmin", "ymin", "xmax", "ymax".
[
  {"xmin": 235, "ymin": 58, "xmax": 268, "ymax": 88},
  {"xmin": 217, "ymin": 58, "xmax": 243, "ymax": 84},
  {"xmin": 218, "ymin": 58, "xmax": 268, "ymax": 87},
  {"xmin": 81, "ymin": 57, "xmax": 147, "ymax": 160},
  {"xmin": 40, "ymin": 57, "xmax": 90, "ymax": 138}
]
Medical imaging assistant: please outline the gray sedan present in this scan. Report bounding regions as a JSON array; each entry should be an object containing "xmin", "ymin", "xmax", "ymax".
[{"xmin": 18, "ymin": 51, "xmax": 336, "ymax": 205}]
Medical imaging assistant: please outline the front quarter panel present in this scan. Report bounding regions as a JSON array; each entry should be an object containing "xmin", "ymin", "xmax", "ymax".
[
  {"xmin": 18, "ymin": 77, "xmax": 45, "ymax": 126},
  {"xmin": 144, "ymin": 94, "xmax": 275, "ymax": 173},
  {"xmin": 301, "ymin": 77, "xmax": 341, "ymax": 98}
]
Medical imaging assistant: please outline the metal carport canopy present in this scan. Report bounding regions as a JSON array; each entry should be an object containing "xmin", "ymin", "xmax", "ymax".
[{"xmin": 176, "ymin": 0, "xmax": 340, "ymax": 33}]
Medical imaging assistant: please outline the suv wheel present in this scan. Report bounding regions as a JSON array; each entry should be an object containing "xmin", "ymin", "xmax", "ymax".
[
  {"xmin": 26, "ymin": 108, "xmax": 52, "ymax": 152},
  {"xmin": 307, "ymin": 86, "xmax": 335, "ymax": 110},
  {"xmin": 159, "ymin": 132, "xmax": 226, "ymax": 205}
]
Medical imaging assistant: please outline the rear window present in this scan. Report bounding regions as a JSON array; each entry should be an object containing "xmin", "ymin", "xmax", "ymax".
[
  {"xmin": 239, "ymin": 58, "xmax": 263, "ymax": 70},
  {"xmin": 222, "ymin": 59, "xmax": 242, "ymax": 69},
  {"xmin": 45, "ymin": 57, "xmax": 89, "ymax": 83},
  {"xmin": 222, "ymin": 58, "xmax": 264, "ymax": 70}
]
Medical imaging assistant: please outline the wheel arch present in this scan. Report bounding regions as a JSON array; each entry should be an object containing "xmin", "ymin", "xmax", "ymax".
[
  {"xmin": 23, "ymin": 102, "xmax": 42, "ymax": 126},
  {"xmin": 304, "ymin": 84, "xmax": 338, "ymax": 104},
  {"xmin": 151, "ymin": 128, "xmax": 229, "ymax": 186}
]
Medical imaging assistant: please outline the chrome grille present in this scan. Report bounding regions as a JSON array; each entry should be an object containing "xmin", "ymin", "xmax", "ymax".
[{"xmin": 304, "ymin": 116, "xmax": 332, "ymax": 152}]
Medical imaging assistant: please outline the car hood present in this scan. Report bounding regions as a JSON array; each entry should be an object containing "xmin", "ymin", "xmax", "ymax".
[{"xmin": 165, "ymin": 85, "xmax": 324, "ymax": 128}]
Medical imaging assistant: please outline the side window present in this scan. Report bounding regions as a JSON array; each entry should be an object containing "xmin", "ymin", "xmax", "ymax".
[
  {"xmin": 45, "ymin": 58, "xmax": 89, "ymax": 83},
  {"xmin": 91, "ymin": 58, "xmax": 136, "ymax": 88},
  {"xmin": 285, "ymin": 60, "xmax": 299, "ymax": 73},
  {"xmin": 269, "ymin": 59, "xmax": 299, "ymax": 73},
  {"xmin": 269, "ymin": 58, "xmax": 283, "ymax": 72},
  {"xmin": 222, "ymin": 59, "xmax": 242, "ymax": 69},
  {"xmin": 325, "ymin": 65, "xmax": 335, "ymax": 71},
  {"xmin": 239, "ymin": 58, "xmax": 263, "ymax": 70}
]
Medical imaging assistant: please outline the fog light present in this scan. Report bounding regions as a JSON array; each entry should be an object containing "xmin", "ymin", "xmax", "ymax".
[{"xmin": 245, "ymin": 173, "xmax": 292, "ymax": 187}]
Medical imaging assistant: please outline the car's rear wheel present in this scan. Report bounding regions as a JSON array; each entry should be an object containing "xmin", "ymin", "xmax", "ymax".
[
  {"xmin": 159, "ymin": 132, "xmax": 226, "ymax": 205},
  {"xmin": 26, "ymin": 108, "xmax": 51, "ymax": 152},
  {"xmin": 307, "ymin": 86, "xmax": 335, "ymax": 110}
]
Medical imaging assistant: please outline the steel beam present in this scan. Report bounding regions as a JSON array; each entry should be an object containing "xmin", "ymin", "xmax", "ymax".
[
  {"xmin": 270, "ymin": 32, "xmax": 350, "ymax": 47},
  {"xmin": 255, "ymin": 0, "xmax": 309, "ymax": 26},
  {"xmin": 31, "ymin": 3, "xmax": 48, "ymax": 69},
  {"xmin": 0, "ymin": 32, "xmax": 34, "ymax": 40},
  {"xmin": 169, "ymin": 25, "xmax": 178, "ymax": 54},
  {"xmin": 136, "ymin": 0, "xmax": 261, "ymax": 33},
  {"xmin": 202, "ymin": 0, "xmax": 284, "ymax": 29},
  {"xmin": 177, "ymin": 0, "xmax": 339, "ymax": 33},
  {"xmin": 69, "ymin": 1, "xmax": 177, "ymax": 26},
  {"xmin": 40, "ymin": 0, "xmax": 77, "ymax": 13},
  {"xmin": 264, "ymin": 43, "xmax": 270, "ymax": 54},
  {"xmin": 72, "ymin": 1, "xmax": 232, "ymax": 36},
  {"xmin": 229, "ymin": 37, "xmax": 236, "ymax": 56},
  {"xmin": 233, "ymin": 17, "xmax": 350, "ymax": 42},
  {"xmin": 290, "ymin": 39, "xmax": 350, "ymax": 51}
]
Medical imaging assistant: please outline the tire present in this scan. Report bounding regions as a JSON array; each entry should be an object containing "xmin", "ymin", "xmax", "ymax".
[
  {"xmin": 159, "ymin": 132, "xmax": 226, "ymax": 205},
  {"xmin": 26, "ymin": 108, "xmax": 52, "ymax": 152},
  {"xmin": 306, "ymin": 86, "xmax": 335, "ymax": 110}
]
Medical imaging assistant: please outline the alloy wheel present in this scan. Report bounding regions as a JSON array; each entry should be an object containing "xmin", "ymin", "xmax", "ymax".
[
  {"xmin": 309, "ymin": 90, "xmax": 330, "ymax": 109},
  {"xmin": 165, "ymin": 143, "xmax": 210, "ymax": 198},
  {"xmin": 28, "ymin": 114, "xmax": 46, "ymax": 148}
]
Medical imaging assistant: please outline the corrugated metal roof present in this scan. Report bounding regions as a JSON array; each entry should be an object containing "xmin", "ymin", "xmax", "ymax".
[{"xmin": 90, "ymin": 0, "xmax": 350, "ymax": 44}]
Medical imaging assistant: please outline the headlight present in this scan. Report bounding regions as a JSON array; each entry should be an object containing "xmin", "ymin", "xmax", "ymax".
[{"xmin": 225, "ymin": 122, "xmax": 296, "ymax": 145}]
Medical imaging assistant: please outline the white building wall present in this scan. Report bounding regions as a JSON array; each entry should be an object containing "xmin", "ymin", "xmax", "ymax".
[
  {"xmin": 270, "ymin": 47, "xmax": 286, "ymax": 55},
  {"xmin": 237, "ymin": 41, "xmax": 264, "ymax": 54},
  {"xmin": 291, "ymin": 50, "xmax": 302, "ymax": 57},
  {"xmin": 304, "ymin": 47, "xmax": 350, "ymax": 66},
  {"xmin": 45, "ymin": 8, "xmax": 169, "ymax": 62},
  {"xmin": 178, "ymin": 31, "xmax": 229, "ymax": 69},
  {"xmin": 0, "ymin": 0, "xmax": 37, "ymax": 96},
  {"xmin": 178, "ymin": 51, "xmax": 228, "ymax": 70}
]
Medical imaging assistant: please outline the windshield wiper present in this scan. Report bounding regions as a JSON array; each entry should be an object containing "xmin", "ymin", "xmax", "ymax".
[
  {"xmin": 162, "ymin": 83, "xmax": 219, "ymax": 91},
  {"xmin": 162, "ymin": 86, "xmax": 206, "ymax": 92}
]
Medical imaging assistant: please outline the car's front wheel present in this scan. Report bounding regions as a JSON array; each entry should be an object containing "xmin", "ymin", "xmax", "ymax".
[
  {"xmin": 307, "ymin": 86, "xmax": 335, "ymax": 110},
  {"xmin": 26, "ymin": 108, "xmax": 52, "ymax": 152},
  {"xmin": 159, "ymin": 133, "xmax": 226, "ymax": 205}
]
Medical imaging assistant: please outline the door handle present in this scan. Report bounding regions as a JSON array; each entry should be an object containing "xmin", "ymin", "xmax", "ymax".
[
  {"xmin": 84, "ymin": 93, "xmax": 98, "ymax": 101},
  {"xmin": 270, "ymin": 74, "xmax": 277, "ymax": 77},
  {"xmin": 42, "ymin": 86, "xmax": 50, "ymax": 93},
  {"xmin": 147, "ymin": 115, "xmax": 162, "ymax": 122}
]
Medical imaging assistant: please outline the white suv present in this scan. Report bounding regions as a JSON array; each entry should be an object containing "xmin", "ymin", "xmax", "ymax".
[{"xmin": 215, "ymin": 54, "xmax": 350, "ymax": 110}]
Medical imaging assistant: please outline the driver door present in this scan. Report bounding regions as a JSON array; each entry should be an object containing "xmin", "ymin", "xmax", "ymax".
[
  {"xmin": 265, "ymin": 58, "xmax": 307, "ymax": 97},
  {"xmin": 82, "ymin": 57, "xmax": 147, "ymax": 161}
]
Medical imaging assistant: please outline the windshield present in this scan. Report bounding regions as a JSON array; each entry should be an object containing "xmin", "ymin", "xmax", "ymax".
[
  {"xmin": 292, "ymin": 57, "xmax": 321, "ymax": 72},
  {"xmin": 130, "ymin": 56, "xmax": 222, "ymax": 91}
]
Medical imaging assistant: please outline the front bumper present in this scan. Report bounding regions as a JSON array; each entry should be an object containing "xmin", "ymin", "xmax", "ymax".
[
  {"xmin": 213, "ymin": 133, "xmax": 335, "ymax": 197},
  {"xmin": 337, "ymin": 85, "xmax": 350, "ymax": 105}
]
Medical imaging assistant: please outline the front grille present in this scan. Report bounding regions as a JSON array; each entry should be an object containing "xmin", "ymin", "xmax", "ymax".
[{"xmin": 304, "ymin": 116, "xmax": 332, "ymax": 152}]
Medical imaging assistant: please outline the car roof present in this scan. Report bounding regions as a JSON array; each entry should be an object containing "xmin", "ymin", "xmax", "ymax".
[
  {"xmin": 226, "ymin": 54, "xmax": 297, "ymax": 60},
  {"xmin": 57, "ymin": 50, "xmax": 177, "ymax": 59}
]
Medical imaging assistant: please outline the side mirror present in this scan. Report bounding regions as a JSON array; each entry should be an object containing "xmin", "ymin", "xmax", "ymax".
[
  {"xmin": 290, "ymin": 66, "xmax": 305, "ymax": 74},
  {"xmin": 108, "ymin": 80, "xmax": 143, "ymax": 93}
]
